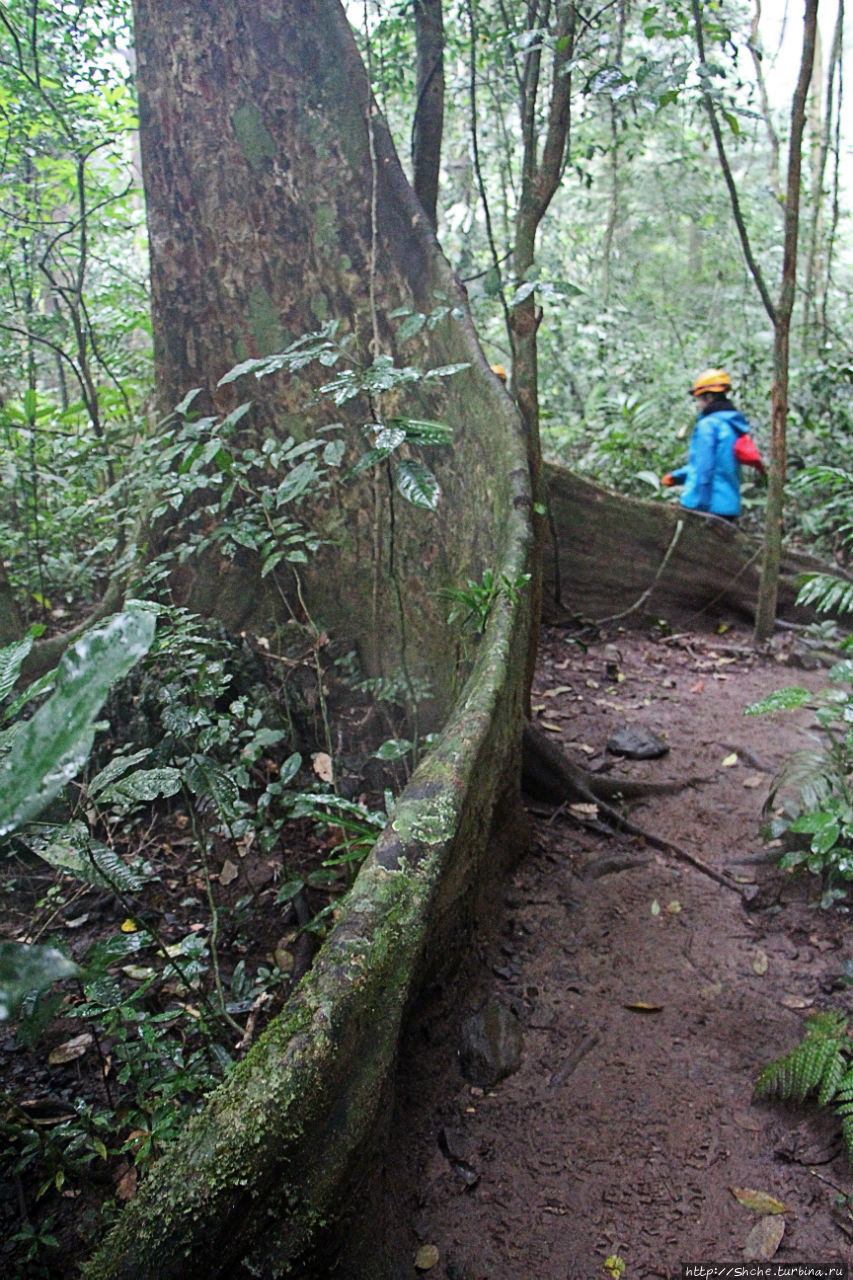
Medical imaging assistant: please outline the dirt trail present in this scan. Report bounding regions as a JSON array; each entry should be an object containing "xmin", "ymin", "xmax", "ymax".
[{"xmin": 390, "ymin": 623, "xmax": 853, "ymax": 1279}]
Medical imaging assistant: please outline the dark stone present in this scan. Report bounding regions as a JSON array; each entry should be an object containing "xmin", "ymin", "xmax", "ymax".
[
  {"xmin": 458, "ymin": 998, "xmax": 523, "ymax": 1088},
  {"xmin": 606, "ymin": 724, "xmax": 669, "ymax": 759}
]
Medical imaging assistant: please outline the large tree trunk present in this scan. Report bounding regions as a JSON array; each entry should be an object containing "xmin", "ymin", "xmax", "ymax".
[{"xmin": 87, "ymin": 3, "xmax": 533, "ymax": 1277}]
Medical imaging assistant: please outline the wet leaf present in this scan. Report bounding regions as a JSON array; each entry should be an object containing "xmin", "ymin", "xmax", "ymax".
[
  {"xmin": 414, "ymin": 1244, "xmax": 440, "ymax": 1270},
  {"xmin": 744, "ymin": 1213, "xmax": 785, "ymax": 1260},
  {"xmin": 48, "ymin": 1032, "xmax": 93, "ymax": 1065},
  {"xmin": 312, "ymin": 752, "xmax": 334, "ymax": 782},
  {"xmin": 219, "ymin": 859, "xmax": 239, "ymax": 886},
  {"xmin": 121, "ymin": 965, "xmax": 156, "ymax": 981},
  {"xmin": 731, "ymin": 1187, "xmax": 789, "ymax": 1214}
]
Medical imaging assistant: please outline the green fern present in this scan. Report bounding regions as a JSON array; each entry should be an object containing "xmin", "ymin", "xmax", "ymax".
[
  {"xmin": 754, "ymin": 1011, "xmax": 849, "ymax": 1105},
  {"xmin": 833, "ymin": 1064, "xmax": 853, "ymax": 1155}
]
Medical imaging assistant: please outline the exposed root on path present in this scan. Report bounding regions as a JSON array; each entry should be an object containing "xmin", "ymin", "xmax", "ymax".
[{"xmin": 522, "ymin": 720, "xmax": 742, "ymax": 893}]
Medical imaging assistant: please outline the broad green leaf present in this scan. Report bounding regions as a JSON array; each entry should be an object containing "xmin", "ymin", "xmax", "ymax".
[
  {"xmin": 323, "ymin": 439, "xmax": 346, "ymax": 467},
  {"xmin": 395, "ymin": 459, "xmax": 440, "ymax": 509},
  {"xmin": 277, "ymin": 458, "xmax": 318, "ymax": 504},
  {"xmin": 745, "ymin": 688, "xmax": 811, "ymax": 716},
  {"xmin": 24, "ymin": 822, "xmax": 154, "ymax": 892},
  {"xmin": 0, "ymin": 610, "xmax": 156, "ymax": 837},
  {"xmin": 174, "ymin": 387, "xmax": 203, "ymax": 415},
  {"xmin": 184, "ymin": 755, "xmax": 241, "ymax": 820},
  {"xmin": 0, "ymin": 636, "xmax": 34, "ymax": 705},
  {"xmin": 373, "ymin": 738, "xmax": 412, "ymax": 761},
  {"xmin": 97, "ymin": 767, "xmax": 182, "ymax": 806},
  {"xmin": 396, "ymin": 312, "xmax": 426, "ymax": 342},
  {"xmin": 88, "ymin": 748, "xmax": 153, "ymax": 798},
  {"xmin": 389, "ymin": 418, "xmax": 453, "ymax": 446},
  {"xmin": 0, "ymin": 943, "xmax": 80, "ymax": 1021}
]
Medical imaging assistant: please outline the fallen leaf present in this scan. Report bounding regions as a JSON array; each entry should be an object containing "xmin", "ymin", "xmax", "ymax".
[
  {"xmin": 721, "ymin": 752, "xmax": 739, "ymax": 768},
  {"xmin": 781, "ymin": 994, "xmax": 813, "ymax": 1010},
  {"xmin": 743, "ymin": 775, "xmax": 763, "ymax": 789},
  {"xmin": 414, "ymin": 1244, "xmax": 440, "ymax": 1271},
  {"xmin": 744, "ymin": 1214, "xmax": 785, "ymax": 1261},
  {"xmin": 115, "ymin": 1164, "xmax": 137, "ymax": 1203},
  {"xmin": 577, "ymin": 742, "xmax": 596, "ymax": 755},
  {"xmin": 651, "ymin": 899, "xmax": 661, "ymax": 916},
  {"xmin": 544, "ymin": 685, "xmax": 574, "ymax": 697},
  {"xmin": 312, "ymin": 751, "xmax": 334, "ymax": 782},
  {"xmin": 540, "ymin": 722, "xmax": 563, "ymax": 733},
  {"xmin": 219, "ymin": 858, "xmax": 239, "ymax": 886},
  {"xmin": 731, "ymin": 1187, "xmax": 790, "ymax": 1214},
  {"xmin": 691, "ymin": 679, "xmax": 705, "ymax": 693},
  {"xmin": 569, "ymin": 803, "xmax": 598, "ymax": 818},
  {"xmin": 48, "ymin": 1032, "xmax": 93, "ymax": 1065},
  {"xmin": 753, "ymin": 949, "xmax": 769, "ymax": 975},
  {"xmin": 274, "ymin": 944, "xmax": 294, "ymax": 973},
  {"xmin": 120, "ymin": 965, "xmax": 156, "ymax": 981},
  {"xmin": 624, "ymin": 1001, "xmax": 663, "ymax": 1012},
  {"xmin": 666, "ymin": 900, "xmax": 682, "ymax": 914},
  {"xmin": 120, "ymin": 919, "xmax": 138, "ymax": 933}
]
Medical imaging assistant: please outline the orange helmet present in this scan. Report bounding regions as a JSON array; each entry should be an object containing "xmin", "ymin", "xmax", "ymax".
[{"xmin": 690, "ymin": 367, "xmax": 731, "ymax": 396}]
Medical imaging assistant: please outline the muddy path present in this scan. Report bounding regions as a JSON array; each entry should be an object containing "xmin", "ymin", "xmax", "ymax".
[{"xmin": 387, "ymin": 622, "xmax": 853, "ymax": 1279}]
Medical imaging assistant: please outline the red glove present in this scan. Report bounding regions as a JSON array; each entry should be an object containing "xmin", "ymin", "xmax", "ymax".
[{"xmin": 661, "ymin": 473, "xmax": 676, "ymax": 487}]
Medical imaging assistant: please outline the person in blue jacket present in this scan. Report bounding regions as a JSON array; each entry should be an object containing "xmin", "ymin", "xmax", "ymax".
[{"xmin": 661, "ymin": 368, "xmax": 753, "ymax": 520}]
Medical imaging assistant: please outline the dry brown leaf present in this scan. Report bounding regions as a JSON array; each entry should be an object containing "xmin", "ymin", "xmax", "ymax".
[
  {"xmin": 116, "ymin": 1164, "xmax": 138, "ymax": 1203},
  {"xmin": 414, "ymin": 1244, "xmax": 440, "ymax": 1270},
  {"xmin": 219, "ymin": 858, "xmax": 239, "ymax": 886},
  {"xmin": 743, "ymin": 775, "xmax": 763, "ymax": 789},
  {"xmin": 48, "ymin": 1032, "xmax": 93, "ymax": 1066},
  {"xmin": 781, "ymin": 994, "xmax": 813, "ymax": 1010},
  {"xmin": 691, "ymin": 679, "xmax": 705, "ymax": 694},
  {"xmin": 731, "ymin": 1187, "xmax": 789, "ymax": 1214},
  {"xmin": 312, "ymin": 751, "xmax": 334, "ymax": 782},
  {"xmin": 744, "ymin": 1214, "xmax": 785, "ymax": 1261}
]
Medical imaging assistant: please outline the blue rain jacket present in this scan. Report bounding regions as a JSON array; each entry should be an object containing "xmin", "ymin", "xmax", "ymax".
[{"xmin": 670, "ymin": 402, "xmax": 751, "ymax": 517}]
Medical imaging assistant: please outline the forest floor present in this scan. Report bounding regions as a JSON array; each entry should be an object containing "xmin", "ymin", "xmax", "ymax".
[
  {"xmin": 389, "ymin": 620, "xmax": 853, "ymax": 1280},
  {"xmin": 4, "ymin": 615, "xmax": 853, "ymax": 1279}
]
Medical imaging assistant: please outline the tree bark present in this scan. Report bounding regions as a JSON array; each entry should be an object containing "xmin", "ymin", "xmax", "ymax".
[
  {"xmin": 412, "ymin": 0, "xmax": 444, "ymax": 230},
  {"xmin": 753, "ymin": 0, "xmax": 819, "ymax": 644}
]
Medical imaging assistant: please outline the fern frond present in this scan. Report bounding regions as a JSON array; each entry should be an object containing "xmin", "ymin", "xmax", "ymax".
[
  {"xmin": 755, "ymin": 1011, "xmax": 849, "ymax": 1104},
  {"xmin": 797, "ymin": 573, "xmax": 853, "ymax": 617}
]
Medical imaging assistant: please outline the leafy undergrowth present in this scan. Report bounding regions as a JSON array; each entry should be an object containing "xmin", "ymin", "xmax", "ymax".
[{"xmin": 0, "ymin": 611, "xmax": 407, "ymax": 1279}]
